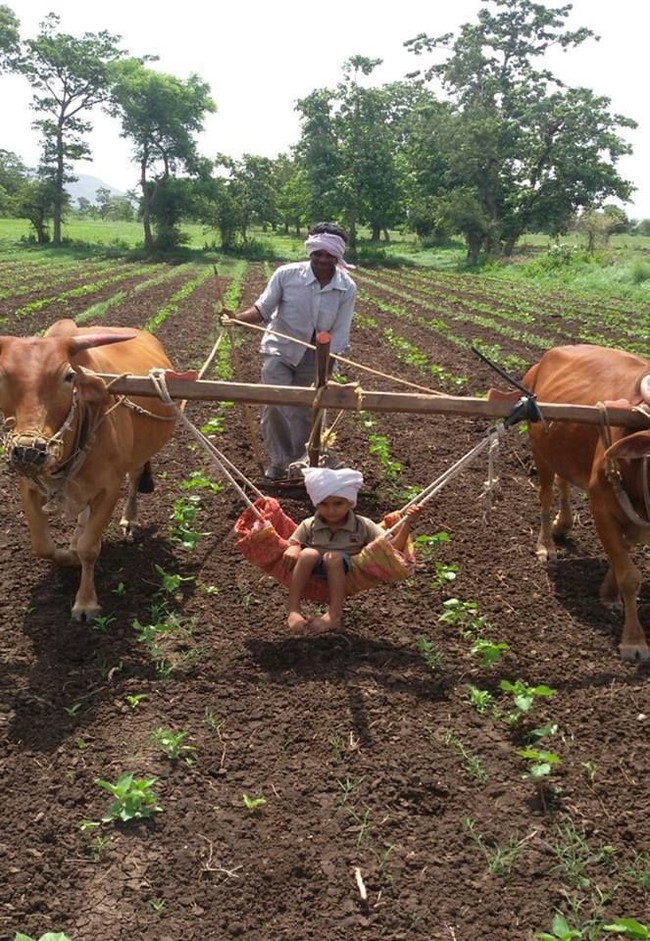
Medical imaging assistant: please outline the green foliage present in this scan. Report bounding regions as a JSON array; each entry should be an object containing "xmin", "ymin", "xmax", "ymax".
[
  {"xmin": 150, "ymin": 727, "xmax": 196, "ymax": 763},
  {"xmin": 603, "ymin": 919, "xmax": 650, "ymax": 938},
  {"xmin": 242, "ymin": 793, "xmax": 266, "ymax": 812},
  {"xmin": 95, "ymin": 772, "xmax": 162, "ymax": 822},
  {"xmin": 535, "ymin": 912, "xmax": 584, "ymax": 940},
  {"xmin": 415, "ymin": 635, "xmax": 445, "ymax": 672},
  {"xmin": 14, "ymin": 934, "xmax": 72, "ymax": 941}
]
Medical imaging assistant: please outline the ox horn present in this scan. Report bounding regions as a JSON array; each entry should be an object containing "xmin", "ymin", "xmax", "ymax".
[
  {"xmin": 641, "ymin": 373, "xmax": 650, "ymax": 403},
  {"xmin": 69, "ymin": 332, "xmax": 137, "ymax": 353}
]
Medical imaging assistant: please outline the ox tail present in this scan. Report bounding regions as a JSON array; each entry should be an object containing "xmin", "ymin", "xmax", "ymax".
[{"xmin": 137, "ymin": 461, "xmax": 155, "ymax": 494}]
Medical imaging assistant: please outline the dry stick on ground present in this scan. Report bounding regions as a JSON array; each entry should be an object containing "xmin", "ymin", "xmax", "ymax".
[{"xmin": 213, "ymin": 267, "xmax": 265, "ymax": 473}]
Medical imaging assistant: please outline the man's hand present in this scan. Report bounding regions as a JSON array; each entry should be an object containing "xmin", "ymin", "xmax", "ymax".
[{"xmin": 220, "ymin": 313, "xmax": 237, "ymax": 327}]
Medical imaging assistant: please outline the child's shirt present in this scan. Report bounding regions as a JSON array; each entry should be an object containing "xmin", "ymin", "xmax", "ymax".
[{"xmin": 290, "ymin": 511, "xmax": 385, "ymax": 556}]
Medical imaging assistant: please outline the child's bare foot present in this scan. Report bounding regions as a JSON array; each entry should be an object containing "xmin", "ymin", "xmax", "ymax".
[
  {"xmin": 287, "ymin": 611, "xmax": 312, "ymax": 634},
  {"xmin": 307, "ymin": 613, "xmax": 341, "ymax": 634}
]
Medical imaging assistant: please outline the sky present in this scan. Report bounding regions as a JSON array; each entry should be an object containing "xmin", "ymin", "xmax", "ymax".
[{"xmin": 3, "ymin": 0, "xmax": 650, "ymax": 218}]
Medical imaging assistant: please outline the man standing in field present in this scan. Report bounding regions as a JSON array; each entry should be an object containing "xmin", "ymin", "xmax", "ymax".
[{"xmin": 226, "ymin": 222, "xmax": 357, "ymax": 480}]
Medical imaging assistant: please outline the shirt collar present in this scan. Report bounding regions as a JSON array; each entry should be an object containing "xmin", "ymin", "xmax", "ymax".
[{"xmin": 304, "ymin": 261, "xmax": 346, "ymax": 291}]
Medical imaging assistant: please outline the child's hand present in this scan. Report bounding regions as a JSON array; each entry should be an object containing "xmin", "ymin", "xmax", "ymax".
[
  {"xmin": 283, "ymin": 543, "xmax": 302, "ymax": 561},
  {"xmin": 405, "ymin": 504, "xmax": 423, "ymax": 522}
]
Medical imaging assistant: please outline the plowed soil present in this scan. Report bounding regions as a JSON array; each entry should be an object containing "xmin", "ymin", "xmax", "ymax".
[{"xmin": 0, "ymin": 258, "xmax": 648, "ymax": 941}]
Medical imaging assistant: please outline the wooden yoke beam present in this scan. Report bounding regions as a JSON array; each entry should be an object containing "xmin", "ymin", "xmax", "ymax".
[{"xmin": 97, "ymin": 374, "xmax": 650, "ymax": 430}]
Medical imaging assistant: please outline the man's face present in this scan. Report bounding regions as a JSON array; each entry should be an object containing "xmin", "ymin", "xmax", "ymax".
[{"xmin": 310, "ymin": 249, "xmax": 338, "ymax": 280}]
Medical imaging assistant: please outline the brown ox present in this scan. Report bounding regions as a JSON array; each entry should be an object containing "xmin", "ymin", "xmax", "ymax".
[
  {"xmin": 0, "ymin": 319, "xmax": 177, "ymax": 619},
  {"xmin": 491, "ymin": 344, "xmax": 650, "ymax": 662}
]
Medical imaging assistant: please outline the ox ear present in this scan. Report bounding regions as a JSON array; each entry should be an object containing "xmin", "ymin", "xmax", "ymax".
[
  {"xmin": 69, "ymin": 332, "xmax": 137, "ymax": 354},
  {"xmin": 72, "ymin": 365, "xmax": 108, "ymax": 404},
  {"xmin": 605, "ymin": 430, "xmax": 650, "ymax": 462},
  {"xmin": 487, "ymin": 388, "xmax": 520, "ymax": 406}
]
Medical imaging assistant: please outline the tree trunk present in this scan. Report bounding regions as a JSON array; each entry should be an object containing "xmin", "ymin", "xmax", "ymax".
[
  {"xmin": 370, "ymin": 226, "xmax": 381, "ymax": 242},
  {"xmin": 53, "ymin": 123, "xmax": 65, "ymax": 246}
]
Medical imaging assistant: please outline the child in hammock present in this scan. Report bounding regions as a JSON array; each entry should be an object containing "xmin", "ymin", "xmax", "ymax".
[{"xmin": 283, "ymin": 467, "xmax": 422, "ymax": 635}]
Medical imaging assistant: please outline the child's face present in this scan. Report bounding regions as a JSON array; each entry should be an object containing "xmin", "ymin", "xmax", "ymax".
[{"xmin": 315, "ymin": 495, "xmax": 354, "ymax": 525}]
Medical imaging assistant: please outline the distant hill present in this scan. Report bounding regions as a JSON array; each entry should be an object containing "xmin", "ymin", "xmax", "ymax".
[{"xmin": 65, "ymin": 174, "xmax": 126, "ymax": 206}]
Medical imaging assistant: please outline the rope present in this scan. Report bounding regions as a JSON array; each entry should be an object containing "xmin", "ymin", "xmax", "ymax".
[
  {"xmin": 382, "ymin": 424, "xmax": 507, "ymax": 538},
  {"xmin": 226, "ymin": 317, "xmax": 447, "ymax": 397},
  {"xmin": 148, "ymin": 369, "xmax": 265, "ymax": 518}
]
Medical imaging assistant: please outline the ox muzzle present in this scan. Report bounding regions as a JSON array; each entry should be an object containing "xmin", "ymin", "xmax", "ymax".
[{"xmin": 4, "ymin": 432, "xmax": 63, "ymax": 477}]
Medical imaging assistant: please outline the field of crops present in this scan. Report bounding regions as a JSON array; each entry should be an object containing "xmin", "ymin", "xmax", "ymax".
[{"xmin": 0, "ymin": 248, "xmax": 648, "ymax": 941}]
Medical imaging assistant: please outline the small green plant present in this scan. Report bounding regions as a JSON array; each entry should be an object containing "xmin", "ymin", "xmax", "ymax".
[
  {"xmin": 465, "ymin": 684, "xmax": 495, "ymax": 715},
  {"xmin": 180, "ymin": 469, "xmax": 223, "ymax": 494},
  {"xmin": 470, "ymin": 637, "xmax": 510, "ymax": 667},
  {"xmin": 154, "ymin": 563, "xmax": 194, "ymax": 595},
  {"xmin": 499, "ymin": 678, "xmax": 555, "ymax": 724},
  {"xmin": 125, "ymin": 693, "xmax": 147, "ymax": 710},
  {"xmin": 463, "ymin": 818, "xmax": 527, "ymax": 878},
  {"xmin": 415, "ymin": 635, "xmax": 445, "ymax": 672},
  {"xmin": 413, "ymin": 530, "xmax": 450, "ymax": 561},
  {"xmin": 516, "ymin": 747, "xmax": 562, "ymax": 780},
  {"xmin": 63, "ymin": 703, "xmax": 81, "ymax": 717},
  {"xmin": 439, "ymin": 729, "xmax": 488, "ymax": 782},
  {"xmin": 603, "ymin": 919, "xmax": 650, "ymax": 938},
  {"xmin": 90, "ymin": 613, "xmax": 116, "ymax": 632},
  {"xmin": 439, "ymin": 597, "xmax": 488, "ymax": 636},
  {"xmin": 242, "ymin": 793, "xmax": 266, "ymax": 812},
  {"xmin": 150, "ymin": 727, "xmax": 196, "ymax": 763},
  {"xmin": 14, "ymin": 934, "xmax": 73, "ymax": 941},
  {"xmin": 148, "ymin": 898, "xmax": 167, "ymax": 913},
  {"xmin": 113, "ymin": 581, "xmax": 126, "ymax": 596},
  {"xmin": 430, "ymin": 560, "xmax": 459, "ymax": 589},
  {"xmin": 169, "ymin": 494, "xmax": 209, "ymax": 550},
  {"xmin": 95, "ymin": 772, "xmax": 162, "ymax": 822},
  {"xmin": 535, "ymin": 912, "xmax": 584, "ymax": 940}
]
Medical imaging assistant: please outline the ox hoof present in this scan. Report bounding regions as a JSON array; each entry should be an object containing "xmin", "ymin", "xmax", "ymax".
[
  {"xmin": 619, "ymin": 643, "xmax": 650, "ymax": 663},
  {"xmin": 535, "ymin": 546, "xmax": 555, "ymax": 563},
  {"xmin": 119, "ymin": 518, "xmax": 137, "ymax": 540},
  {"xmin": 71, "ymin": 602, "xmax": 102, "ymax": 622}
]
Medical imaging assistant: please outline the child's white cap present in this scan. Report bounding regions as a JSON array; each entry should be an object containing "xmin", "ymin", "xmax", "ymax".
[{"xmin": 302, "ymin": 467, "xmax": 364, "ymax": 507}]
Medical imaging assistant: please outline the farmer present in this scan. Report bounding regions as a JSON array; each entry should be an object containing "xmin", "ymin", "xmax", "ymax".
[
  {"xmin": 224, "ymin": 222, "xmax": 357, "ymax": 480},
  {"xmin": 284, "ymin": 467, "xmax": 423, "ymax": 635}
]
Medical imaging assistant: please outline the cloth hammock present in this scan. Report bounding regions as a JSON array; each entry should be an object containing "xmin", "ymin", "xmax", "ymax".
[
  {"xmin": 147, "ymin": 368, "xmax": 507, "ymax": 604},
  {"xmin": 234, "ymin": 496, "xmax": 415, "ymax": 603}
]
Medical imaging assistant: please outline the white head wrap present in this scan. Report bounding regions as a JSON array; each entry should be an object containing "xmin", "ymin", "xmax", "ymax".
[
  {"xmin": 304, "ymin": 233, "xmax": 355, "ymax": 269},
  {"xmin": 302, "ymin": 467, "xmax": 364, "ymax": 507}
]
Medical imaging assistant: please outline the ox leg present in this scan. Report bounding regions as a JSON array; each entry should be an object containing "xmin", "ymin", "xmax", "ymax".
[
  {"xmin": 70, "ymin": 489, "xmax": 121, "ymax": 620},
  {"xmin": 592, "ymin": 509, "xmax": 649, "ymax": 662},
  {"xmin": 119, "ymin": 463, "xmax": 152, "ymax": 537},
  {"xmin": 20, "ymin": 481, "xmax": 80, "ymax": 567},
  {"xmin": 534, "ymin": 464, "xmax": 558, "ymax": 562},
  {"xmin": 552, "ymin": 476, "xmax": 574, "ymax": 539}
]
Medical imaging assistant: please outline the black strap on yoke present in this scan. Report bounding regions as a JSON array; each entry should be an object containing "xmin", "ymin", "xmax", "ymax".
[{"xmin": 471, "ymin": 345, "xmax": 544, "ymax": 428}]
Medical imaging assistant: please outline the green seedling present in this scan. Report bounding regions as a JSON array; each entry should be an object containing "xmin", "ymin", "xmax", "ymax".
[
  {"xmin": 149, "ymin": 898, "xmax": 167, "ymax": 913},
  {"xmin": 180, "ymin": 469, "xmax": 223, "ymax": 493},
  {"xmin": 90, "ymin": 613, "xmax": 115, "ymax": 632},
  {"xmin": 95, "ymin": 772, "xmax": 162, "ymax": 822},
  {"xmin": 125, "ymin": 693, "xmax": 147, "ymax": 710},
  {"xmin": 64, "ymin": 703, "xmax": 81, "ymax": 717},
  {"xmin": 516, "ymin": 747, "xmax": 562, "ymax": 780},
  {"xmin": 470, "ymin": 637, "xmax": 510, "ymax": 666},
  {"xmin": 499, "ymin": 678, "xmax": 555, "ymax": 724},
  {"xmin": 439, "ymin": 597, "xmax": 487, "ymax": 636},
  {"xmin": 242, "ymin": 793, "xmax": 266, "ymax": 812},
  {"xmin": 413, "ymin": 530, "xmax": 450, "ymax": 561},
  {"xmin": 465, "ymin": 684, "xmax": 494, "ymax": 715},
  {"xmin": 154, "ymin": 564, "xmax": 194, "ymax": 595},
  {"xmin": 430, "ymin": 561, "xmax": 459, "ymax": 589},
  {"xmin": 535, "ymin": 912, "xmax": 584, "ymax": 940},
  {"xmin": 169, "ymin": 494, "xmax": 209, "ymax": 550},
  {"xmin": 150, "ymin": 727, "xmax": 196, "ymax": 762},
  {"xmin": 113, "ymin": 581, "xmax": 126, "ymax": 596},
  {"xmin": 199, "ymin": 416, "xmax": 225, "ymax": 436},
  {"xmin": 603, "ymin": 919, "xmax": 650, "ymax": 938},
  {"xmin": 15, "ymin": 934, "xmax": 73, "ymax": 941},
  {"xmin": 415, "ymin": 635, "xmax": 445, "ymax": 672}
]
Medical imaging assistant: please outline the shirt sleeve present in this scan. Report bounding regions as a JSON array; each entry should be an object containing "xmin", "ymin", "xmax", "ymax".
[
  {"xmin": 255, "ymin": 268, "xmax": 285, "ymax": 322},
  {"xmin": 289, "ymin": 519, "xmax": 310, "ymax": 545},
  {"xmin": 328, "ymin": 282, "xmax": 357, "ymax": 355}
]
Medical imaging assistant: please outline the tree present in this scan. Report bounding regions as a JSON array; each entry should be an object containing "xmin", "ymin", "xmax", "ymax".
[
  {"xmin": 0, "ymin": 4, "xmax": 20, "ymax": 71},
  {"xmin": 16, "ymin": 14, "xmax": 127, "ymax": 245},
  {"xmin": 108, "ymin": 60, "xmax": 215, "ymax": 252},
  {"xmin": 295, "ymin": 57, "xmax": 413, "ymax": 246},
  {"xmin": 0, "ymin": 148, "xmax": 30, "ymax": 215},
  {"xmin": 405, "ymin": 0, "xmax": 636, "ymax": 262}
]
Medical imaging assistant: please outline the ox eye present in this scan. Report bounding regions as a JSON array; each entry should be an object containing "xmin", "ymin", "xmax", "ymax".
[{"xmin": 64, "ymin": 368, "xmax": 76, "ymax": 383}]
